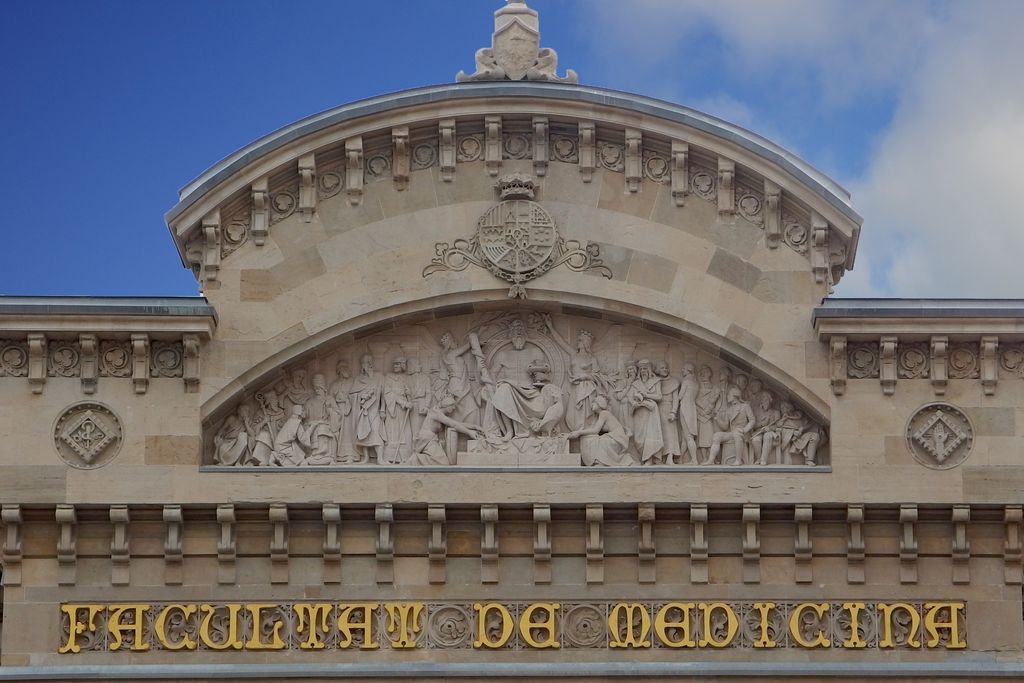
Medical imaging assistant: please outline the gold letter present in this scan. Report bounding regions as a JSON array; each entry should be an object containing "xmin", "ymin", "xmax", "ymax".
[
  {"xmin": 841, "ymin": 602, "xmax": 867, "ymax": 649},
  {"xmin": 155, "ymin": 604, "xmax": 197, "ymax": 651},
  {"xmin": 294, "ymin": 603, "xmax": 332, "ymax": 650},
  {"xmin": 337, "ymin": 603, "xmax": 380, "ymax": 650},
  {"xmin": 473, "ymin": 602, "xmax": 514, "ymax": 649},
  {"xmin": 519, "ymin": 603, "xmax": 560, "ymax": 649},
  {"xmin": 750, "ymin": 602, "xmax": 776, "ymax": 649},
  {"xmin": 244, "ymin": 604, "xmax": 285, "ymax": 650},
  {"xmin": 788, "ymin": 602, "xmax": 830, "ymax": 649},
  {"xmin": 107, "ymin": 604, "xmax": 151, "ymax": 652},
  {"xmin": 58, "ymin": 604, "xmax": 103, "ymax": 654},
  {"xmin": 198, "ymin": 604, "xmax": 244, "ymax": 650},
  {"xmin": 384, "ymin": 603, "xmax": 424, "ymax": 649},
  {"xmin": 923, "ymin": 602, "xmax": 967, "ymax": 649},
  {"xmin": 697, "ymin": 603, "xmax": 738, "ymax": 648},
  {"xmin": 654, "ymin": 603, "xmax": 696, "ymax": 648},
  {"xmin": 878, "ymin": 602, "xmax": 921, "ymax": 648},
  {"xmin": 608, "ymin": 603, "xmax": 651, "ymax": 648}
]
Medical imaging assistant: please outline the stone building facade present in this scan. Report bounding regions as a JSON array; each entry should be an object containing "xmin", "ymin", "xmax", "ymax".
[{"xmin": 1, "ymin": 2, "xmax": 1022, "ymax": 680}]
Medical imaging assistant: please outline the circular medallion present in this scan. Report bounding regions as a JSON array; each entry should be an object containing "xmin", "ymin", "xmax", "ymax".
[
  {"xmin": 53, "ymin": 402, "xmax": 123, "ymax": 469},
  {"xmin": 476, "ymin": 199, "xmax": 557, "ymax": 276},
  {"xmin": 905, "ymin": 402, "xmax": 974, "ymax": 470}
]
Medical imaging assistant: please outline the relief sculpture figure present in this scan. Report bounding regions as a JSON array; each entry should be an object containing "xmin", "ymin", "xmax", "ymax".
[
  {"xmin": 406, "ymin": 358, "xmax": 432, "ymax": 438},
  {"xmin": 612, "ymin": 363, "xmax": 638, "ymax": 448},
  {"xmin": 381, "ymin": 358, "xmax": 413, "ymax": 464},
  {"xmin": 271, "ymin": 405, "xmax": 311, "ymax": 466},
  {"xmin": 303, "ymin": 374, "xmax": 341, "ymax": 465},
  {"xmin": 671, "ymin": 362, "xmax": 700, "ymax": 464},
  {"xmin": 655, "ymin": 361, "xmax": 681, "ymax": 465},
  {"xmin": 629, "ymin": 360, "xmax": 664, "ymax": 464},
  {"xmin": 706, "ymin": 387, "xmax": 755, "ymax": 466},
  {"xmin": 483, "ymin": 359, "xmax": 565, "ymax": 439},
  {"xmin": 567, "ymin": 394, "xmax": 634, "ymax": 467},
  {"xmin": 213, "ymin": 414, "xmax": 249, "ymax": 466},
  {"xmin": 329, "ymin": 360, "xmax": 355, "ymax": 463},
  {"xmin": 750, "ymin": 391, "xmax": 782, "ymax": 465},
  {"xmin": 544, "ymin": 314, "xmax": 607, "ymax": 431},
  {"xmin": 408, "ymin": 392, "xmax": 486, "ymax": 466},
  {"xmin": 349, "ymin": 354, "xmax": 384, "ymax": 463},
  {"xmin": 439, "ymin": 331, "xmax": 483, "ymax": 424}
]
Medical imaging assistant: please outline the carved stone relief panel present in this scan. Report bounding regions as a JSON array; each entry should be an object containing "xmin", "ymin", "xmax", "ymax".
[
  {"xmin": 905, "ymin": 403, "xmax": 974, "ymax": 470},
  {"xmin": 53, "ymin": 402, "xmax": 124, "ymax": 469},
  {"xmin": 0, "ymin": 340, "xmax": 29, "ymax": 377},
  {"xmin": 847, "ymin": 343, "xmax": 880, "ymax": 379},
  {"xmin": 205, "ymin": 308, "xmax": 829, "ymax": 469}
]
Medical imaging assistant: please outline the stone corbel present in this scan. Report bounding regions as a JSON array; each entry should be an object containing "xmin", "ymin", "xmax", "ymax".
[
  {"xmin": 742, "ymin": 504, "xmax": 760, "ymax": 584},
  {"xmin": 484, "ymin": 116, "xmax": 502, "ymax": 177},
  {"xmin": 638, "ymin": 503, "xmax": 656, "ymax": 584},
  {"xmin": 625, "ymin": 129, "xmax": 642, "ymax": 193},
  {"xmin": 533, "ymin": 504, "xmax": 551, "ymax": 584},
  {"xmin": 533, "ymin": 116, "xmax": 549, "ymax": 177},
  {"xmin": 952, "ymin": 505, "xmax": 970, "ymax": 585},
  {"xmin": 322, "ymin": 504, "xmax": 341, "ymax": 584},
  {"xmin": 585, "ymin": 504, "xmax": 603, "ymax": 584},
  {"xmin": 345, "ymin": 137, "xmax": 364, "ymax": 206},
  {"xmin": 900, "ymin": 504, "xmax": 918, "ymax": 584},
  {"xmin": 110, "ymin": 505, "xmax": 130, "ymax": 586},
  {"xmin": 811, "ymin": 211, "xmax": 829, "ymax": 285},
  {"xmin": 830, "ymin": 336, "xmax": 847, "ymax": 396},
  {"xmin": 578, "ymin": 122, "xmax": 595, "ymax": 182},
  {"xmin": 270, "ymin": 503, "xmax": 289, "ymax": 585},
  {"xmin": 131, "ymin": 333, "xmax": 149, "ymax": 394},
  {"xmin": 795, "ymin": 504, "xmax": 813, "ymax": 584},
  {"xmin": 981, "ymin": 335, "xmax": 999, "ymax": 395},
  {"xmin": 717, "ymin": 158, "xmax": 735, "ymax": 216},
  {"xmin": 79, "ymin": 334, "xmax": 97, "ymax": 394},
  {"xmin": 847, "ymin": 504, "xmax": 865, "ymax": 584},
  {"xmin": 201, "ymin": 210, "xmax": 221, "ymax": 282},
  {"xmin": 392, "ymin": 127, "xmax": 410, "ymax": 191},
  {"xmin": 216, "ymin": 504, "xmax": 236, "ymax": 585},
  {"xmin": 880, "ymin": 336, "xmax": 897, "ymax": 396},
  {"xmin": 163, "ymin": 505, "xmax": 183, "ymax": 586},
  {"xmin": 439, "ymin": 119, "xmax": 456, "ymax": 182},
  {"xmin": 298, "ymin": 153, "xmax": 316, "ymax": 222},
  {"xmin": 480, "ymin": 504, "xmax": 499, "ymax": 584},
  {"xmin": 764, "ymin": 180, "xmax": 782, "ymax": 248},
  {"xmin": 428, "ymin": 504, "xmax": 446, "ymax": 585},
  {"xmin": 182, "ymin": 334, "xmax": 200, "ymax": 393},
  {"xmin": 251, "ymin": 177, "xmax": 269, "ymax": 246},
  {"xmin": 56, "ymin": 504, "xmax": 77, "ymax": 586},
  {"xmin": 690, "ymin": 504, "xmax": 709, "ymax": 584},
  {"xmin": 375, "ymin": 503, "xmax": 394, "ymax": 585},
  {"xmin": 1, "ymin": 504, "xmax": 23, "ymax": 587},
  {"xmin": 27, "ymin": 333, "xmax": 46, "ymax": 394},
  {"xmin": 670, "ymin": 141, "xmax": 689, "ymax": 206},
  {"xmin": 931, "ymin": 336, "xmax": 948, "ymax": 395},
  {"xmin": 1004, "ymin": 505, "xmax": 1023, "ymax": 585}
]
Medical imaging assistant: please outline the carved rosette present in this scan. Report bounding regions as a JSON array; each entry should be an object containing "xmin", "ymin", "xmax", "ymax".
[
  {"xmin": 53, "ymin": 402, "xmax": 124, "ymax": 469},
  {"xmin": 905, "ymin": 403, "xmax": 974, "ymax": 470},
  {"xmin": 423, "ymin": 174, "xmax": 611, "ymax": 298},
  {"xmin": 847, "ymin": 343, "xmax": 880, "ymax": 379}
]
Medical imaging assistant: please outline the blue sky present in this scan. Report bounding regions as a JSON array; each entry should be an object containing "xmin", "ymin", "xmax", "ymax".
[{"xmin": 2, "ymin": 0, "xmax": 1022, "ymax": 298}]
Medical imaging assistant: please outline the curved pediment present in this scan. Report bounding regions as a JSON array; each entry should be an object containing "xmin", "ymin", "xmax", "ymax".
[{"xmin": 204, "ymin": 305, "xmax": 829, "ymax": 470}]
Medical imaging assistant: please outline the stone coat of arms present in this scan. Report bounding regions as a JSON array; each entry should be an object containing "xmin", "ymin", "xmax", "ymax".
[{"xmin": 423, "ymin": 173, "xmax": 611, "ymax": 298}]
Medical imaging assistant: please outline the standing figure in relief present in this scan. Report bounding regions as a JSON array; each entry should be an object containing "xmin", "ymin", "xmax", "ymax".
[
  {"xmin": 438, "ymin": 331, "xmax": 483, "ymax": 425},
  {"xmin": 629, "ymin": 359, "xmax": 665, "ymax": 464},
  {"xmin": 406, "ymin": 358, "xmax": 432, "ymax": 437},
  {"xmin": 745, "ymin": 377, "xmax": 764, "ymax": 405},
  {"xmin": 329, "ymin": 359, "xmax": 355, "ymax": 463},
  {"xmin": 277, "ymin": 368, "xmax": 313, "ymax": 413},
  {"xmin": 303, "ymin": 374, "xmax": 341, "ymax": 465},
  {"xmin": 348, "ymin": 353, "xmax": 384, "ymax": 463},
  {"xmin": 381, "ymin": 357, "xmax": 414, "ymax": 464},
  {"xmin": 671, "ymin": 362, "xmax": 700, "ymax": 464},
  {"xmin": 566, "ymin": 394, "xmax": 635, "ymax": 467},
  {"xmin": 706, "ymin": 387, "xmax": 755, "ymax": 465},
  {"xmin": 613, "ymin": 363, "xmax": 638, "ymax": 449},
  {"xmin": 655, "ymin": 361, "xmax": 681, "ymax": 464},
  {"xmin": 271, "ymin": 405, "xmax": 311, "ymax": 466},
  {"xmin": 749, "ymin": 390, "xmax": 782, "ymax": 465},
  {"xmin": 407, "ymin": 392, "xmax": 486, "ymax": 466},
  {"xmin": 715, "ymin": 366, "xmax": 734, "ymax": 428},
  {"xmin": 543, "ymin": 314, "xmax": 605, "ymax": 431},
  {"xmin": 251, "ymin": 390, "xmax": 286, "ymax": 465},
  {"xmin": 213, "ymin": 413, "xmax": 249, "ymax": 466},
  {"xmin": 695, "ymin": 365, "xmax": 720, "ymax": 462}
]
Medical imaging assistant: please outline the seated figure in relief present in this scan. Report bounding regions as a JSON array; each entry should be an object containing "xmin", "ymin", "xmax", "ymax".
[
  {"xmin": 302, "ymin": 374, "xmax": 341, "ymax": 465},
  {"xmin": 705, "ymin": 386, "xmax": 755, "ymax": 465},
  {"xmin": 270, "ymin": 405, "xmax": 312, "ymax": 466},
  {"xmin": 250, "ymin": 390, "xmax": 286, "ymax": 465},
  {"xmin": 778, "ymin": 401, "xmax": 822, "ymax": 466},
  {"xmin": 482, "ymin": 359, "xmax": 565, "ymax": 440},
  {"xmin": 407, "ymin": 391, "xmax": 486, "ymax": 466},
  {"xmin": 565, "ymin": 393, "xmax": 634, "ymax": 467},
  {"xmin": 213, "ymin": 414, "xmax": 249, "ymax": 466},
  {"xmin": 749, "ymin": 390, "xmax": 782, "ymax": 465}
]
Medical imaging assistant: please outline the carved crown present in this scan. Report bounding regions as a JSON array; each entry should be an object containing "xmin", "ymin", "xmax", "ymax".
[{"xmin": 496, "ymin": 172, "xmax": 537, "ymax": 200}]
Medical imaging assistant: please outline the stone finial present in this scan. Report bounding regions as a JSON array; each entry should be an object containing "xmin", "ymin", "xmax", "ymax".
[{"xmin": 457, "ymin": 0, "xmax": 578, "ymax": 84}]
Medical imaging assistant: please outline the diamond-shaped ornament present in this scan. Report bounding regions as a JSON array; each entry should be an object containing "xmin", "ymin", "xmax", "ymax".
[
  {"xmin": 912, "ymin": 410, "xmax": 968, "ymax": 463},
  {"xmin": 60, "ymin": 410, "xmax": 116, "ymax": 463}
]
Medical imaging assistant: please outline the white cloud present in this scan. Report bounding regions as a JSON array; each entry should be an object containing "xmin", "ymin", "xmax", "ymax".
[{"xmin": 579, "ymin": 0, "xmax": 1024, "ymax": 297}]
